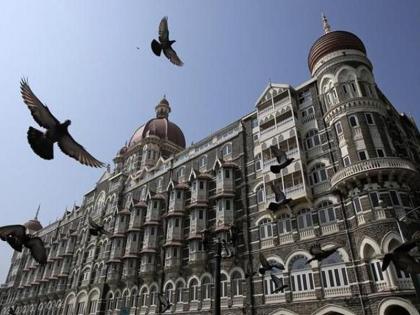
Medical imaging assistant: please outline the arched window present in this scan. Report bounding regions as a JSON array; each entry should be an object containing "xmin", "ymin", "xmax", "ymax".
[
  {"xmin": 222, "ymin": 143, "xmax": 232, "ymax": 157},
  {"xmin": 220, "ymin": 273, "xmax": 229, "ymax": 298},
  {"xmin": 290, "ymin": 256, "xmax": 314, "ymax": 293},
  {"xmin": 256, "ymin": 185, "xmax": 265, "ymax": 204},
  {"xmin": 297, "ymin": 209, "xmax": 313, "ymax": 230},
  {"xmin": 231, "ymin": 271, "xmax": 243, "ymax": 296},
  {"xmin": 130, "ymin": 289, "xmax": 138, "ymax": 308},
  {"xmin": 176, "ymin": 167, "xmax": 185, "ymax": 180},
  {"xmin": 255, "ymin": 153, "xmax": 262, "ymax": 171},
  {"xmin": 318, "ymin": 201, "xmax": 336, "ymax": 225},
  {"xmin": 189, "ymin": 279, "xmax": 199, "ymax": 301},
  {"xmin": 176, "ymin": 282, "xmax": 184, "ymax": 303},
  {"xmin": 309, "ymin": 163, "xmax": 327, "ymax": 185},
  {"xmin": 305, "ymin": 129, "xmax": 320, "ymax": 150},
  {"xmin": 201, "ymin": 276, "xmax": 212, "ymax": 300},
  {"xmin": 388, "ymin": 239, "xmax": 412, "ymax": 286},
  {"xmin": 140, "ymin": 288, "xmax": 148, "ymax": 307},
  {"xmin": 165, "ymin": 283, "xmax": 174, "ymax": 304},
  {"xmin": 263, "ymin": 258, "xmax": 284, "ymax": 296},
  {"xmin": 349, "ymin": 115, "xmax": 359, "ymax": 127},
  {"xmin": 150, "ymin": 286, "xmax": 158, "ymax": 306},
  {"xmin": 320, "ymin": 251, "xmax": 349, "ymax": 296},
  {"xmin": 363, "ymin": 243, "xmax": 387, "ymax": 290},
  {"xmin": 277, "ymin": 214, "xmax": 292, "ymax": 235},
  {"xmin": 199, "ymin": 156, "xmax": 208, "ymax": 169},
  {"xmin": 259, "ymin": 218, "xmax": 273, "ymax": 240}
]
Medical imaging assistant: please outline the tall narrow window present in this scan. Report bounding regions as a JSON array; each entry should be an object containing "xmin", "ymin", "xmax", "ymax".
[{"xmin": 349, "ymin": 115, "xmax": 359, "ymax": 127}]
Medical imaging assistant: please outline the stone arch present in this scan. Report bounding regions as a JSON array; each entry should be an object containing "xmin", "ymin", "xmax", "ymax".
[
  {"xmin": 313, "ymin": 196, "xmax": 339, "ymax": 208},
  {"xmin": 187, "ymin": 275, "xmax": 200, "ymax": 286},
  {"xmin": 356, "ymin": 65, "xmax": 375, "ymax": 83},
  {"xmin": 381, "ymin": 231, "xmax": 403, "ymax": 253},
  {"xmin": 164, "ymin": 280, "xmax": 175, "ymax": 290},
  {"xmin": 335, "ymin": 65, "xmax": 357, "ymax": 83},
  {"xmin": 378, "ymin": 297, "xmax": 420, "ymax": 315},
  {"xmin": 269, "ymin": 308, "xmax": 300, "ymax": 315},
  {"xmin": 200, "ymin": 272, "xmax": 213, "ymax": 283},
  {"xmin": 319, "ymin": 74, "xmax": 335, "ymax": 92},
  {"xmin": 285, "ymin": 250, "xmax": 314, "ymax": 272},
  {"xmin": 221, "ymin": 270, "xmax": 230, "ymax": 280},
  {"xmin": 229, "ymin": 266, "xmax": 245, "ymax": 279},
  {"xmin": 359, "ymin": 236, "xmax": 381, "ymax": 259},
  {"xmin": 312, "ymin": 304, "xmax": 357, "ymax": 315},
  {"xmin": 255, "ymin": 214, "xmax": 273, "ymax": 226}
]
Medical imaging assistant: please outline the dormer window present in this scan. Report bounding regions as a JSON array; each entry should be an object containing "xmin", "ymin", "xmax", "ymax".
[
  {"xmin": 222, "ymin": 143, "xmax": 232, "ymax": 157},
  {"xmin": 199, "ymin": 156, "xmax": 208, "ymax": 169}
]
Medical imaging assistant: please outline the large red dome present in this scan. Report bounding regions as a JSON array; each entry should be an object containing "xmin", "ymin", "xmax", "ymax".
[
  {"xmin": 308, "ymin": 31, "xmax": 366, "ymax": 73},
  {"xmin": 128, "ymin": 97, "xmax": 186, "ymax": 148},
  {"xmin": 128, "ymin": 118, "xmax": 186, "ymax": 148}
]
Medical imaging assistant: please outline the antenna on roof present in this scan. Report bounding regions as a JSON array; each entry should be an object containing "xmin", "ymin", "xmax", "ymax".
[{"xmin": 35, "ymin": 204, "xmax": 40, "ymax": 220}]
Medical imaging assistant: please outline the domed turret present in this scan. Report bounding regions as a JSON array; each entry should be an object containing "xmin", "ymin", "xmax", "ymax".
[
  {"xmin": 128, "ymin": 97, "xmax": 186, "ymax": 148},
  {"xmin": 308, "ymin": 14, "xmax": 367, "ymax": 75},
  {"xmin": 24, "ymin": 205, "xmax": 42, "ymax": 232}
]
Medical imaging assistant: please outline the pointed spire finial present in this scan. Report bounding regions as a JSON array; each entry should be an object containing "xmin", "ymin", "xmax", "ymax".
[
  {"xmin": 35, "ymin": 204, "xmax": 40, "ymax": 220},
  {"xmin": 322, "ymin": 13, "xmax": 331, "ymax": 34},
  {"xmin": 269, "ymin": 78, "xmax": 272, "ymax": 87},
  {"xmin": 107, "ymin": 164, "xmax": 111, "ymax": 172}
]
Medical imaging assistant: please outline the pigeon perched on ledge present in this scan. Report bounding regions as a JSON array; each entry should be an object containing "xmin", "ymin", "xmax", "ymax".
[
  {"xmin": 151, "ymin": 16, "xmax": 183, "ymax": 66},
  {"xmin": 0, "ymin": 225, "xmax": 47, "ymax": 265},
  {"xmin": 20, "ymin": 79, "xmax": 105, "ymax": 168}
]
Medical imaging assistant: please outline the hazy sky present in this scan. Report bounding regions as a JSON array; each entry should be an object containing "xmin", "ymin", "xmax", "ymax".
[{"xmin": 0, "ymin": 0, "xmax": 419, "ymax": 281}]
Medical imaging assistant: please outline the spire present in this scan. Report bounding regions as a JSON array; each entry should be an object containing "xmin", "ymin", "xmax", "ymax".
[
  {"xmin": 322, "ymin": 13, "xmax": 331, "ymax": 34},
  {"xmin": 155, "ymin": 96, "xmax": 171, "ymax": 119},
  {"xmin": 34, "ymin": 204, "xmax": 40, "ymax": 220}
]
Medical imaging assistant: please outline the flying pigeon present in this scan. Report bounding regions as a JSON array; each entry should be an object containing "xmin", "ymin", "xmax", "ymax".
[
  {"xmin": 0, "ymin": 225, "xmax": 47, "ymax": 265},
  {"xmin": 151, "ymin": 16, "xmax": 183, "ymax": 66},
  {"xmin": 158, "ymin": 293, "xmax": 172, "ymax": 313},
  {"xmin": 20, "ymin": 79, "xmax": 105, "ymax": 168},
  {"xmin": 306, "ymin": 244, "xmax": 340, "ymax": 264},
  {"xmin": 259, "ymin": 252, "xmax": 284, "ymax": 275},
  {"xmin": 267, "ymin": 182, "xmax": 292, "ymax": 212},
  {"xmin": 382, "ymin": 239, "xmax": 420, "ymax": 274},
  {"xmin": 88, "ymin": 217, "xmax": 112, "ymax": 236},
  {"xmin": 271, "ymin": 274, "xmax": 288, "ymax": 293},
  {"xmin": 270, "ymin": 145, "xmax": 294, "ymax": 173}
]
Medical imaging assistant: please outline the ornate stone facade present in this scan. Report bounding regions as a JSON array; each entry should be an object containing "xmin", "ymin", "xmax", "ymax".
[{"xmin": 1, "ymin": 20, "xmax": 420, "ymax": 315}]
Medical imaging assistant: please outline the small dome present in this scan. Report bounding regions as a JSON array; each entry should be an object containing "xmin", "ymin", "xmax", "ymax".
[
  {"xmin": 24, "ymin": 219, "xmax": 42, "ymax": 232},
  {"xmin": 308, "ymin": 30, "xmax": 366, "ymax": 73}
]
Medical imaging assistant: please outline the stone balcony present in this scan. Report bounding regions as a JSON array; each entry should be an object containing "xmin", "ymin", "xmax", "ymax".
[{"xmin": 330, "ymin": 158, "xmax": 418, "ymax": 190}]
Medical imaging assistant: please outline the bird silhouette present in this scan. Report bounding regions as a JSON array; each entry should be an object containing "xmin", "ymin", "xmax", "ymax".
[
  {"xmin": 8, "ymin": 307, "xmax": 16, "ymax": 315},
  {"xmin": 20, "ymin": 79, "xmax": 105, "ymax": 168},
  {"xmin": 271, "ymin": 274, "xmax": 288, "ymax": 293},
  {"xmin": 88, "ymin": 217, "xmax": 112, "ymax": 236},
  {"xmin": 270, "ymin": 145, "xmax": 294, "ymax": 173},
  {"xmin": 151, "ymin": 17, "xmax": 183, "ymax": 66},
  {"xmin": 382, "ymin": 239, "xmax": 420, "ymax": 274},
  {"xmin": 259, "ymin": 252, "xmax": 284, "ymax": 275},
  {"xmin": 267, "ymin": 182, "xmax": 292, "ymax": 212},
  {"xmin": 200, "ymin": 228, "xmax": 212, "ymax": 249},
  {"xmin": 306, "ymin": 244, "xmax": 340, "ymax": 264},
  {"xmin": 158, "ymin": 293, "xmax": 172, "ymax": 313},
  {"xmin": 0, "ymin": 225, "xmax": 47, "ymax": 265}
]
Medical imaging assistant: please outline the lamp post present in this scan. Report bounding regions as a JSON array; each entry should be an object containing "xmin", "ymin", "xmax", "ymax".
[
  {"xmin": 394, "ymin": 206, "xmax": 420, "ymax": 299},
  {"xmin": 214, "ymin": 239, "xmax": 222, "ymax": 315}
]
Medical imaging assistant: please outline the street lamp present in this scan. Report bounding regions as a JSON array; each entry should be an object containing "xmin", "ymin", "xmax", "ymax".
[{"xmin": 201, "ymin": 228, "xmax": 236, "ymax": 315}]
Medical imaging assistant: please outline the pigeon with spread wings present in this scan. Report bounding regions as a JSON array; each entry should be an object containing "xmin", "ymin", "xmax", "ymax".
[
  {"xmin": 151, "ymin": 17, "xmax": 183, "ymax": 66},
  {"xmin": 267, "ymin": 182, "xmax": 292, "ymax": 213},
  {"xmin": 306, "ymin": 244, "xmax": 340, "ymax": 264},
  {"xmin": 271, "ymin": 274, "xmax": 288, "ymax": 293},
  {"xmin": 88, "ymin": 217, "xmax": 112, "ymax": 236},
  {"xmin": 382, "ymin": 239, "xmax": 420, "ymax": 274},
  {"xmin": 20, "ymin": 79, "xmax": 105, "ymax": 168},
  {"xmin": 270, "ymin": 145, "xmax": 294, "ymax": 174},
  {"xmin": 0, "ymin": 224, "xmax": 47, "ymax": 265},
  {"xmin": 259, "ymin": 252, "xmax": 284, "ymax": 275}
]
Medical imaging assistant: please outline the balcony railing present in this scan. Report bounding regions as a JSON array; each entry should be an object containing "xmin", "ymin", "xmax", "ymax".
[
  {"xmin": 323, "ymin": 286, "xmax": 351, "ymax": 297},
  {"xmin": 330, "ymin": 158, "xmax": 418, "ymax": 188},
  {"xmin": 321, "ymin": 222, "xmax": 339, "ymax": 235}
]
